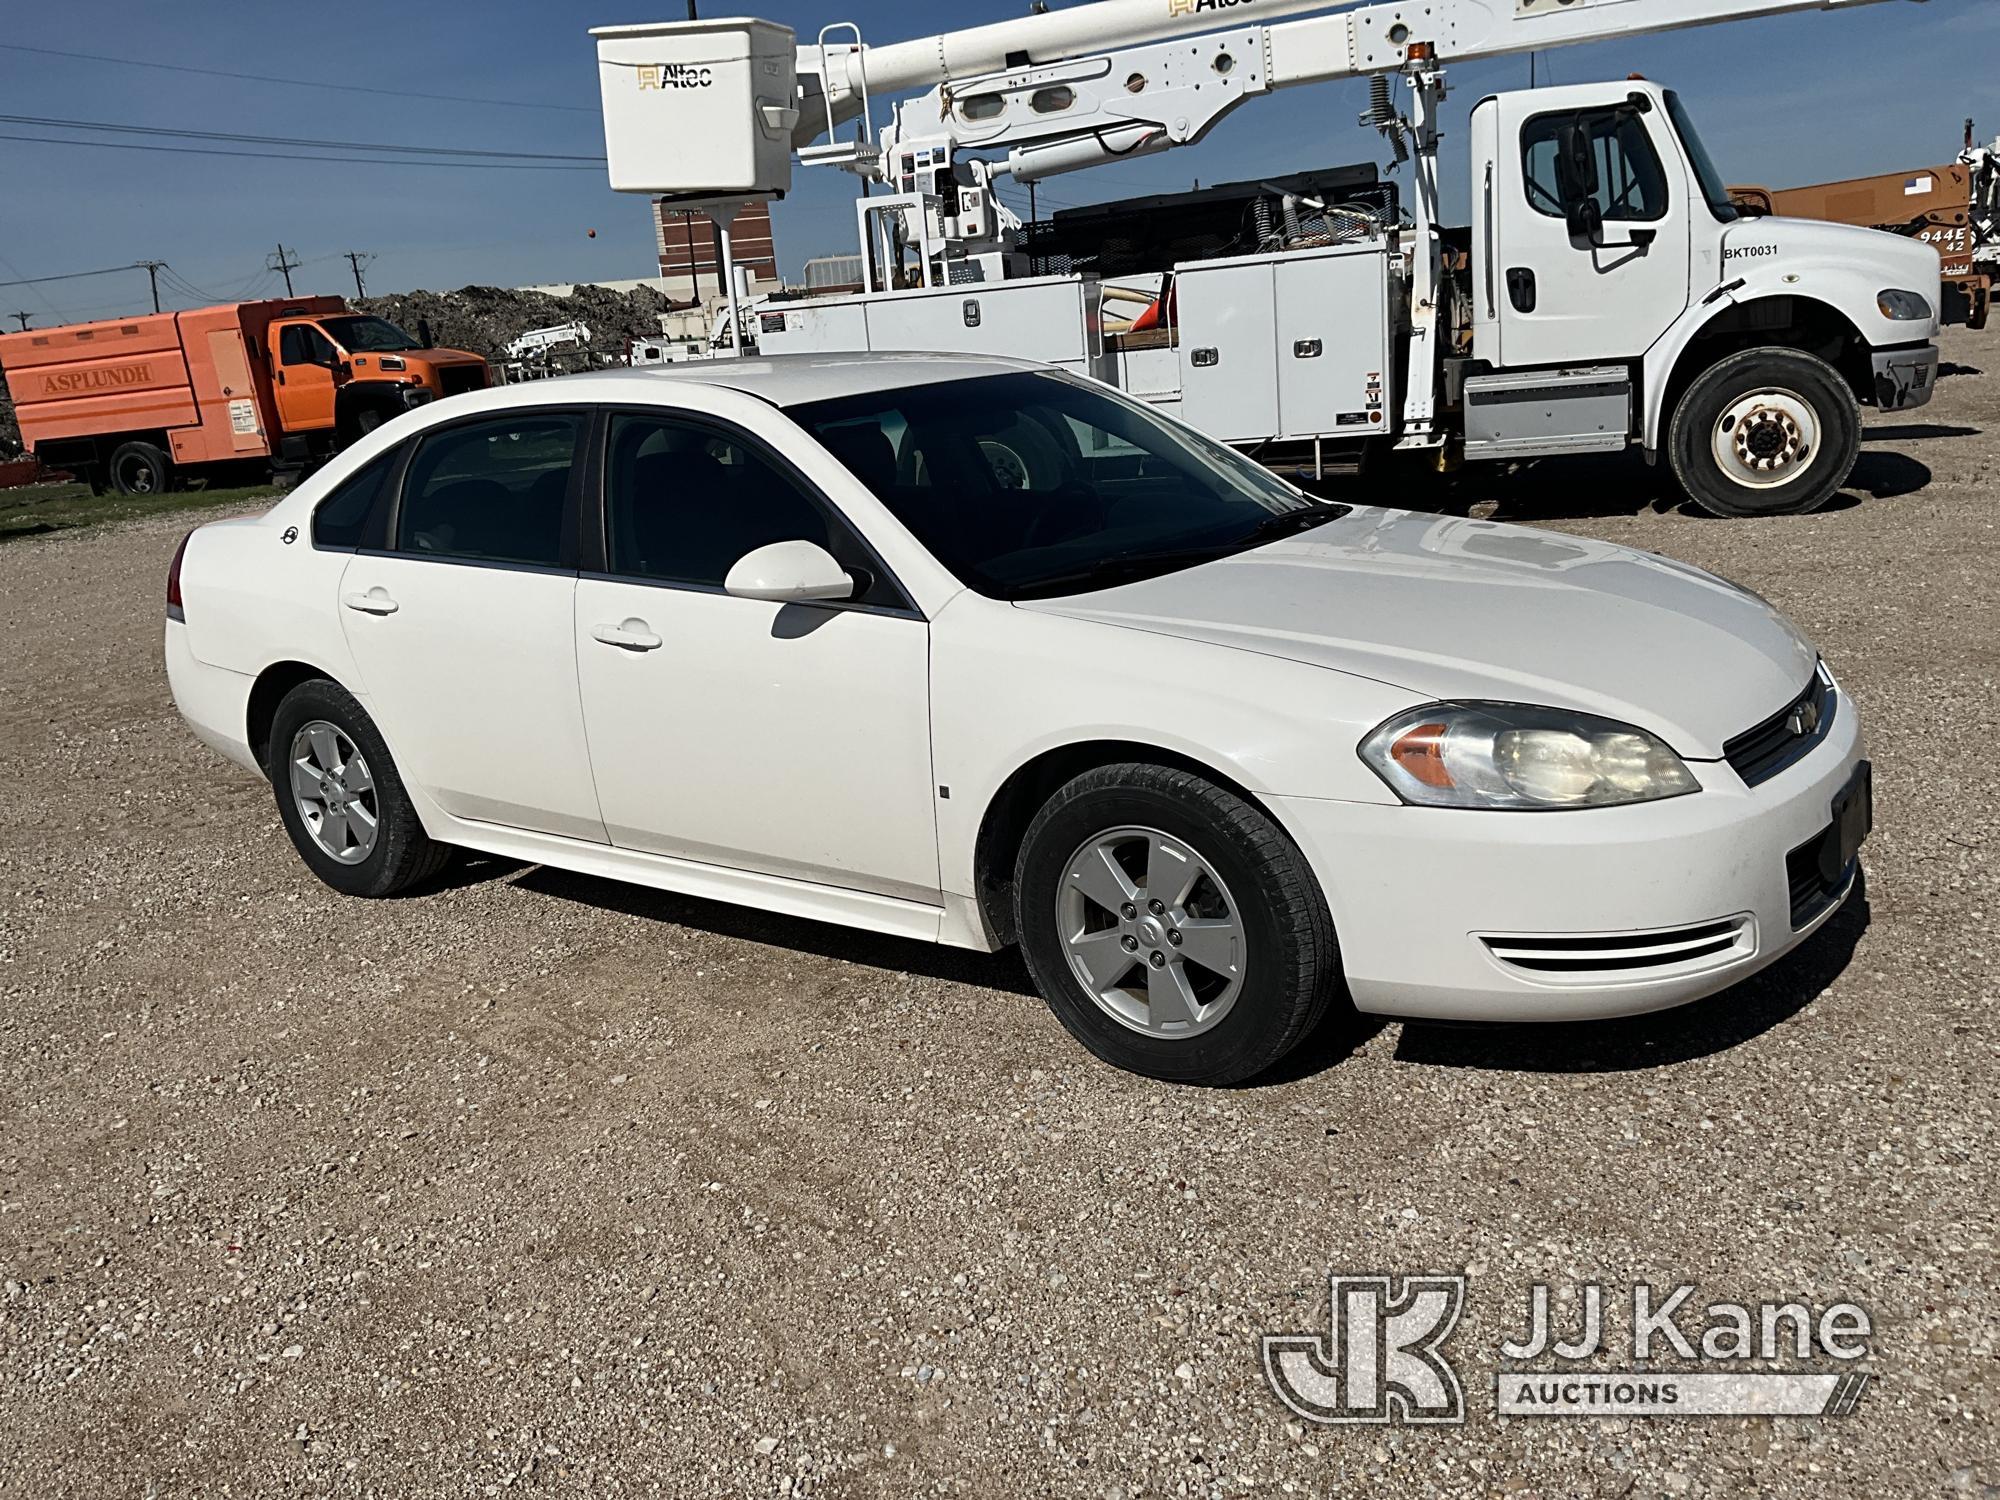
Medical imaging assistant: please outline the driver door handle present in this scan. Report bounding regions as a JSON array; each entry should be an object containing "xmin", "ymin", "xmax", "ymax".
[
  {"xmin": 593, "ymin": 621, "xmax": 663, "ymax": 652},
  {"xmin": 342, "ymin": 588, "xmax": 398, "ymax": 615}
]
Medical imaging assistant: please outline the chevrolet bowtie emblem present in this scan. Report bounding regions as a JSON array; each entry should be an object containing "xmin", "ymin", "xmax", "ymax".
[{"xmin": 1788, "ymin": 699, "xmax": 1821, "ymax": 737}]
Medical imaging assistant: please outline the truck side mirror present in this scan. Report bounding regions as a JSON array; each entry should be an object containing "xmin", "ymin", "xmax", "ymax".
[{"xmin": 1554, "ymin": 121, "xmax": 1604, "ymax": 246}]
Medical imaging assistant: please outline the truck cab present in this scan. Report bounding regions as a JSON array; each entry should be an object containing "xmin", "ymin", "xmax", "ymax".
[
  {"xmin": 1467, "ymin": 80, "xmax": 1940, "ymax": 513},
  {"xmin": 265, "ymin": 310, "xmax": 490, "ymax": 447}
]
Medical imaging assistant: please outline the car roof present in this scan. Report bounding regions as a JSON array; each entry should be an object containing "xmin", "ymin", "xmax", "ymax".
[{"xmin": 552, "ymin": 351, "xmax": 1044, "ymax": 407}]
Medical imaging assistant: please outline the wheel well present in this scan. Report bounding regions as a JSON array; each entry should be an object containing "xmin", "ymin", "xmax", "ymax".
[
  {"xmin": 1662, "ymin": 296, "xmax": 1872, "ymax": 432},
  {"xmin": 335, "ymin": 383, "xmax": 405, "ymax": 438},
  {"xmin": 972, "ymin": 740, "xmax": 1272, "ymax": 948},
  {"xmin": 246, "ymin": 661, "xmax": 330, "ymax": 773},
  {"xmin": 42, "ymin": 432, "xmax": 169, "ymax": 470}
]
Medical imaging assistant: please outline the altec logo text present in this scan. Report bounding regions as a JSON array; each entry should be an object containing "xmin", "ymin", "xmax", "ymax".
[
  {"xmin": 1263, "ymin": 1275, "xmax": 1875, "ymax": 1425},
  {"xmin": 1168, "ymin": 0, "xmax": 1262, "ymax": 17},
  {"xmin": 635, "ymin": 62, "xmax": 714, "ymax": 90}
]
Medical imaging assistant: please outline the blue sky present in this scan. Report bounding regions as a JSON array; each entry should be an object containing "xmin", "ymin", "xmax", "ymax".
[{"xmin": 2, "ymin": 0, "xmax": 1995, "ymax": 322}]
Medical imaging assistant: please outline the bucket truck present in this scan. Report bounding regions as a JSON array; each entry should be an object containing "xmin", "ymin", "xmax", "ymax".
[{"xmin": 591, "ymin": 0, "xmax": 1942, "ymax": 517}]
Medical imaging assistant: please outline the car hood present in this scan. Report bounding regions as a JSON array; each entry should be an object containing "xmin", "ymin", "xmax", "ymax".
[{"xmin": 1016, "ymin": 508, "xmax": 1817, "ymax": 758}]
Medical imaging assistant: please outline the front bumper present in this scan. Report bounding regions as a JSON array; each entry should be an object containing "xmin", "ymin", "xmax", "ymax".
[
  {"xmin": 1872, "ymin": 342, "xmax": 1939, "ymax": 411},
  {"xmin": 1270, "ymin": 688, "xmax": 1867, "ymax": 1022}
]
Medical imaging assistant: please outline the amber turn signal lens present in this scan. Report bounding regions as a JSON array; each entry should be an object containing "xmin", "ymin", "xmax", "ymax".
[{"xmin": 1389, "ymin": 722, "xmax": 1453, "ymax": 789}]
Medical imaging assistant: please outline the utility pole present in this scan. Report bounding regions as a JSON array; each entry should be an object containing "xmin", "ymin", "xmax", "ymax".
[
  {"xmin": 267, "ymin": 243, "xmax": 301, "ymax": 298},
  {"xmin": 342, "ymin": 250, "xmax": 373, "ymax": 299},
  {"xmin": 9, "ymin": 311, "xmax": 30, "ymax": 332},
  {"xmin": 135, "ymin": 259, "xmax": 166, "ymax": 313}
]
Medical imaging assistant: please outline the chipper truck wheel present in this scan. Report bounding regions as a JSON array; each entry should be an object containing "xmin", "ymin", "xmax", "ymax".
[
  {"xmin": 108, "ymin": 440, "xmax": 174, "ymax": 497},
  {"xmin": 1667, "ymin": 348, "xmax": 1860, "ymax": 518}
]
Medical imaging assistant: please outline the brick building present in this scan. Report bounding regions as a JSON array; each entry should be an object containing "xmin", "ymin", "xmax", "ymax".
[{"xmin": 653, "ymin": 200, "xmax": 777, "ymax": 295}]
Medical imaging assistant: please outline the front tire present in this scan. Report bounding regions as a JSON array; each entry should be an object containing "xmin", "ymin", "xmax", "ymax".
[
  {"xmin": 1014, "ymin": 764, "xmax": 1340, "ymax": 1085},
  {"xmin": 267, "ymin": 679, "xmax": 451, "ymax": 897},
  {"xmin": 1666, "ymin": 348, "xmax": 1860, "ymax": 517}
]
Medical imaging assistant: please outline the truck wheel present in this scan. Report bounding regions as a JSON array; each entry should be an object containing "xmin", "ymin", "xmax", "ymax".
[
  {"xmin": 1667, "ymin": 348, "xmax": 1859, "ymax": 517},
  {"xmin": 108, "ymin": 440, "xmax": 172, "ymax": 497}
]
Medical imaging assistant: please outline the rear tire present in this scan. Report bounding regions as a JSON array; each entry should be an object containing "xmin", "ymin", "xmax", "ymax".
[
  {"xmin": 1014, "ymin": 763, "xmax": 1340, "ymax": 1086},
  {"xmin": 108, "ymin": 440, "xmax": 172, "ymax": 497},
  {"xmin": 1666, "ymin": 348, "xmax": 1859, "ymax": 517},
  {"xmin": 267, "ymin": 679, "xmax": 451, "ymax": 898}
]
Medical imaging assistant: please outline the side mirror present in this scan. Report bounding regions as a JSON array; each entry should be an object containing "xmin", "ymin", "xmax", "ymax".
[
  {"xmin": 723, "ymin": 540, "xmax": 855, "ymax": 604},
  {"xmin": 1554, "ymin": 121, "xmax": 1604, "ymax": 245}
]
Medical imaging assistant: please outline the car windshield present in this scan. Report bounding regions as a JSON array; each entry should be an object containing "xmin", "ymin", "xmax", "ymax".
[
  {"xmin": 319, "ymin": 315, "xmax": 422, "ymax": 353},
  {"xmin": 1665, "ymin": 91, "xmax": 1740, "ymax": 223},
  {"xmin": 787, "ymin": 371, "xmax": 1344, "ymax": 600}
]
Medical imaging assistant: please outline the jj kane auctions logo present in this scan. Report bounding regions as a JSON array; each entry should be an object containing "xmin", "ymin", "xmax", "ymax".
[{"xmin": 1263, "ymin": 1275, "xmax": 1875, "ymax": 1425}]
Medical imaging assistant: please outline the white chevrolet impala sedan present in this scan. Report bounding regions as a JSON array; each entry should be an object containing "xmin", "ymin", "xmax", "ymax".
[{"xmin": 165, "ymin": 354, "xmax": 1870, "ymax": 1084}]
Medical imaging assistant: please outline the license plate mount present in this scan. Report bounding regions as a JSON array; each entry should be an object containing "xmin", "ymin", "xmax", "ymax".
[{"xmin": 1822, "ymin": 760, "xmax": 1873, "ymax": 886}]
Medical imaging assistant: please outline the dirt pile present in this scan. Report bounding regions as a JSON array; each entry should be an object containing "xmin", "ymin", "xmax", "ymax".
[{"xmin": 357, "ymin": 283, "xmax": 679, "ymax": 363}]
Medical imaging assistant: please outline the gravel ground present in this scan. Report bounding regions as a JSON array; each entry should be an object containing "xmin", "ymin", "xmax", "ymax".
[{"xmin": 1, "ymin": 325, "xmax": 1995, "ymax": 1499}]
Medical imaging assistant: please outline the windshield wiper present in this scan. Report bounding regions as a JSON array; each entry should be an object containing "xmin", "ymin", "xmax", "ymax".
[{"xmin": 1242, "ymin": 503, "xmax": 1348, "ymax": 542}]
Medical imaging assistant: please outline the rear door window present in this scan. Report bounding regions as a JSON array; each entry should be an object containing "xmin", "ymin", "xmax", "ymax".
[{"xmin": 395, "ymin": 414, "xmax": 581, "ymax": 568}]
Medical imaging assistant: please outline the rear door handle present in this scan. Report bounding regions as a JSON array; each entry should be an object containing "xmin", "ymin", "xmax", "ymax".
[
  {"xmin": 593, "ymin": 620, "xmax": 662, "ymax": 652},
  {"xmin": 342, "ymin": 588, "xmax": 398, "ymax": 615}
]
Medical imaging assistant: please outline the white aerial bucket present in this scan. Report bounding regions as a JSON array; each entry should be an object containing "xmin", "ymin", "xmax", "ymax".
[{"xmin": 592, "ymin": 18, "xmax": 799, "ymax": 200}]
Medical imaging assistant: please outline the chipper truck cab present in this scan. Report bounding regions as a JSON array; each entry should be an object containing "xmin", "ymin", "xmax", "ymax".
[
  {"xmin": 0, "ymin": 297, "xmax": 489, "ymax": 494},
  {"xmin": 591, "ymin": 0, "xmax": 1943, "ymax": 517}
]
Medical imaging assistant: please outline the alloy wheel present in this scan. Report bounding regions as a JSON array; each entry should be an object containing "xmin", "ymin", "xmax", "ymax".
[
  {"xmin": 288, "ymin": 720, "xmax": 380, "ymax": 865},
  {"xmin": 1057, "ymin": 824, "xmax": 1246, "ymax": 1038}
]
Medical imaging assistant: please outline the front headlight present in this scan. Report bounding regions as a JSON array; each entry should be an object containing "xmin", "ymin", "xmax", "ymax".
[
  {"xmin": 1877, "ymin": 289, "xmax": 1933, "ymax": 321},
  {"xmin": 1359, "ymin": 703, "xmax": 1701, "ymax": 810}
]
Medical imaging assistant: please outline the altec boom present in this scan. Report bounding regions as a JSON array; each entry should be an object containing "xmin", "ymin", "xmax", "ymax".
[{"xmin": 591, "ymin": 0, "xmax": 1941, "ymax": 517}]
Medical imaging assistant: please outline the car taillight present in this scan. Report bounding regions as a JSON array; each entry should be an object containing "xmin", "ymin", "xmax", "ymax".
[{"xmin": 167, "ymin": 529, "xmax": 192, "ymax": 621}]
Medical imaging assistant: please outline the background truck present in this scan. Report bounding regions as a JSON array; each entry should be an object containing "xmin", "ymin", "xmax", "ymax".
[
  {"xmin": 1730, "ymin": 123, "xmax": 1998, "ymax": 329},
  {"xmin": 593, "ymin": 0, "xmax": 1943, "ymax": 518},
  {"xmin": 0, "ymin": 298, "xmax": 489, "ymax": 494}
]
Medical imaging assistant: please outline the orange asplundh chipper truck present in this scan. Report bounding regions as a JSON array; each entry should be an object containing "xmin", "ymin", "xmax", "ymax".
[{"xmin": 0, "ymin": 297, "xmax": 488, "ymax": 494}]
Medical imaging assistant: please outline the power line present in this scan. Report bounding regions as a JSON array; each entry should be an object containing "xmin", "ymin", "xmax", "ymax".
[
  {"xmin": 0, "ymin": 42, "xmax": 596, "ymax": 114},
  {"xmin": 0, "ymin": 260, "xmax": 158, "ymax": 288},
  {"xmin": 0, "ymin": 111, "xmax": 604, "ymax": 162},
  {"xmin": 0, "ymin": 132, "xmax": 601, "ymax": 171}
]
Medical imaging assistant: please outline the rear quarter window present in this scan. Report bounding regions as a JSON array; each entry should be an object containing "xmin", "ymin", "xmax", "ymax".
[{"xmin": 311, "ymin": 452, "xmax": 397, "ymax": 550}]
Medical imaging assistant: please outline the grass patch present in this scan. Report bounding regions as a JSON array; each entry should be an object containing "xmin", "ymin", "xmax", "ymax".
[{"xmin": 0, "ymin": 481, "xmax": 280, "ymax": 544}]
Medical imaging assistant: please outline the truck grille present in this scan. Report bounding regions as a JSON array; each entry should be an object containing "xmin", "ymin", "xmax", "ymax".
[
  {"xmin": 1723, "ymin": 670, "xmax": 1834, "ymax": 788},
  {"xmin": 438, "ymin": 365, "xmax": 487, "ymax": 398},
  {"xmin": 1479, "ymin": 917, "xmax": 1753, "ymax": 980}
]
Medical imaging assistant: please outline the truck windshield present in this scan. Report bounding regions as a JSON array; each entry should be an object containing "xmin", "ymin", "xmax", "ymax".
[
  {"xmin": 1665, "ymin": 91, "xmax": 1741, "ymax": 223},
  {"xmin": 788, "ymin": 371, "xmax": 1344, "ymax": 601},
  {"xmin": 319, "ymin": 315, "xmax": 422, "ymax": 353}
]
